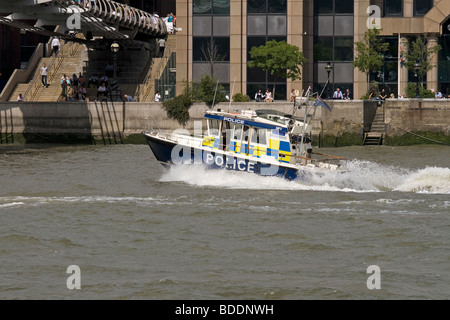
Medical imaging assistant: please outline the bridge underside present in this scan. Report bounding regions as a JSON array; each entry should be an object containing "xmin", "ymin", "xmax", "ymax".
[{"xmin": 0, "ymin": 0, "xmax": 168, "ymax": 48}]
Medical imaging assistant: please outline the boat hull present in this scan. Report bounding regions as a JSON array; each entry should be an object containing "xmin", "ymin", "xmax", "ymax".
[{"xmin": 142, "ymin": 132, "xmax": 301, "ymax": 180}]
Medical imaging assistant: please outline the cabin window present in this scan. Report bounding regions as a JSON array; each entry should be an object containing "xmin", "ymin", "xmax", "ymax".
[
  {"xmin": 251, "ymin": 128, "xmax": 267, "ymax": 145},
  {"xmin": 242, "ymin": 126, "xmax": 250, "ymax": 142},
  {"xmin": 209, "ymin": 119, "xmax": 221, "ymax": 137},
  {"xmin": 233, "ymin": 124, "xmax": 243, "ymax": 140}
]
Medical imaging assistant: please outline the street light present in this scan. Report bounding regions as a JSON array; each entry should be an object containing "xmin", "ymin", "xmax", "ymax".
[
  {"xmin": 414, "ymin": 61, "xmax": 421, "ymax": 98},
  {"xmin": 325, "ymin": 62, "xmax": 333, "ymax": 99},
  {"xmin": 110, "ymin": 42, "xmax": 121, "ymax": 101}
]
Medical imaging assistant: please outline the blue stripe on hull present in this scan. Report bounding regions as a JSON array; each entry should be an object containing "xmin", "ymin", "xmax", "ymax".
[{"xmin": 143, "ymin": 134, "xmax": 301, "ymax": 180}]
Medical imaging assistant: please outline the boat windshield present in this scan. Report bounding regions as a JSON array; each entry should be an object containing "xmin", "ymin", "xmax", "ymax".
[{"xmin": 255, "ymin": 109, "xmax": 307, "ymax": 124}]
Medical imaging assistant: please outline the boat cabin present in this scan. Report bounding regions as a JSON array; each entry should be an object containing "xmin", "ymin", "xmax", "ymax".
[{"xmin": 202, "ymin": 109, "xmax": 313, "ymax": 164}]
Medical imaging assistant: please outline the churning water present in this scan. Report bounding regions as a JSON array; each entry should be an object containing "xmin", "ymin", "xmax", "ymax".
[{"xmin": 0, "ymin": 144, "xmax": 449, "ymax": 300}]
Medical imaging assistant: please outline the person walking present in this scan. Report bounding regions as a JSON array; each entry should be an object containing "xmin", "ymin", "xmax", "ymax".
[
  {"xmin": 41, "ymin": 63, "xmax": 48, "ymax": 88},
  {"xmin": 154, "ymin": 91, "xmax": 161, "ymax": 102},
  {"xmin": 158, "ymin": 38, "xmax": 166, "ymax": 57},
  {"xmin": 51, "ymin": 36, "xmax": 61, "ymax": 57}
]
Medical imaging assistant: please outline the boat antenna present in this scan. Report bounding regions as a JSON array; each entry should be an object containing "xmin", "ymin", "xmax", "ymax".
[
  {"xmin": 228, "ymin": 76, "xmax": 236, "ymax": 113},
  {"xmin": 212, "ymin": 79, "xmax": 219, "ymax": 109}
]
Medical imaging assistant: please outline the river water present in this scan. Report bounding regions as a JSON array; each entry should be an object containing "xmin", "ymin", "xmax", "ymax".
[{"xmin": 0, "ymin": 143, "xmax": 449, "ymax": 300}]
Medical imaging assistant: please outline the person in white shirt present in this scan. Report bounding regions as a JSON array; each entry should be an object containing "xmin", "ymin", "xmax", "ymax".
[
  {"xmin": 264, "ymin": 89, "xmax": 272, "ymax": 102},
  {"xmin": 154, "ymin": 91, "xmax": 161, "ymax": 102},
  {"xmin": 333, "ymin": 88, "xmax": 343, "ymax": 99},
  {"xmin": 51, "ymin": 37, "xmax": 60, "ymax": 57},
  {"xmin": 41, "ymin": 63, "xmax": 48, "ymax": 88}
]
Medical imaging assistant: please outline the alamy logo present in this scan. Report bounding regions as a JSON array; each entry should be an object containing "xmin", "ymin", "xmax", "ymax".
[
  {"xmin": 366, "ymin": 5, "xmax": 381, "ymax": 29},
  {"xmin": 66, "ymin": 265, "xmax": 81, "ymax": 289},
  {"xmin": 366, "ymin": 265, "xmax": 381, "ymax": 290},
  {"xmin": 66, "ymin": 5, "xmax": 82, "ymax": 30}
]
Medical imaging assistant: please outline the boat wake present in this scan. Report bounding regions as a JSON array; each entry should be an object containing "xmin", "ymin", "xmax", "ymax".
[{"xmin": 159, "ymin": 161, "xmax": 450, "ymax": 194}]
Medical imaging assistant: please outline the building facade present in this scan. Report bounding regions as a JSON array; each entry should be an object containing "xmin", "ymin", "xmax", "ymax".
[{"xmin": 175, "ymin": 0, "xmax": 450, "ymax": 99}]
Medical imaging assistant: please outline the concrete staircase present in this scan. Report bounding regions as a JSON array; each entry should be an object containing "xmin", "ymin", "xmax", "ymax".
[
  {"xmin": 363, "ymin": 105, "xmax": 385, "ymax": 145},
  {"xmin": 82, "ymin": 43, "xmax": 153, "ymax": 101},
  {"xmin": 136, "ymin": 34, "xmax": 176, "ymax": 102},
  {"xmin": 9, "ymin": 42, "xmax": 87, "ymax": 102}
]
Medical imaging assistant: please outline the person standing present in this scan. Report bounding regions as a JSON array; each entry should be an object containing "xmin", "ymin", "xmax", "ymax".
[
  {"xmin": 41, "ymin": 63, "xmax": 48, "ymax": 88},
  {"xmin": 154, "ymin": 91, "xmax": 161, "ymax": 102},
  {"xmin": 158, "ymin": 38, "xmax": 166, "ymax": 57},
  {"xmin": 51, "ymin": 36, "xmax": 61, "ymax": 57}
]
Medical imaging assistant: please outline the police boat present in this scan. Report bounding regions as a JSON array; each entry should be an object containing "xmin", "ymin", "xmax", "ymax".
[{"xmin": 142, "ymin": 90, "xmax": 346, "ymax": 180}]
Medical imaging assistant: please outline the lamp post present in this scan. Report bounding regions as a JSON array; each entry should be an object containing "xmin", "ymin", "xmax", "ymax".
[
  {"xmin": 414, "ymin": 61, "xmax": 421, "ymax": 98},
  {"xmin": 325, "ymin": 62, "xmax": 333, "ymax": 99},
  {"xmin": 110, "ymin": 42, "xmax": 121, "ymax": 101}
]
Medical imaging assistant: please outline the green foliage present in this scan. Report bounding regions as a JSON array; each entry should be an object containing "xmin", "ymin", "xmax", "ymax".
[
  {"xmin": 183, "ymin": 75, "xmax": 227, "ymax": 106},
  {"xmin": 402, "ymin": 36, "xmax": 441, "ymax": 80},
  {"xmin": 248, "ymin": 40, "xmax": 307, "ymax": 82},
  {"xmin": 361, "ymin": 81, "xmax": 379, "ymax": 99},
  {"xmin": 232, "ymin": 93, "xmax": 250, "ymax": 102},
  {"xmin": 161, "ymin": 94, "xmax": 192, "ymax": 126},
  {"xmin": 353, "ymin": 28, "xmax": 389, "ymax": 89},
  {"xmin": 404, "ymin": 82, "xmax": 434, "ymax": 98}
]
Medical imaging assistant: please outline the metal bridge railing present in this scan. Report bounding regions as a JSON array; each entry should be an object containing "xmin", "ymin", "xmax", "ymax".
[{"xmin": 57, "ymin": 0, "xmax": 167, "ymax": 37}]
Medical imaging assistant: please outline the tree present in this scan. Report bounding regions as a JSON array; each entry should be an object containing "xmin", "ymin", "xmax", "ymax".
[
  {"xmin": 353, "ymin": 28, "xmax": 389, "ymax": 93},
  {"xmin": 200, "ymin": 39, "xmax": 224, "ymax": 78},
  {"xmin": 401, "ymin": 35, "xmax": 441, "ymax": 86},
  {"xmin": 248, "ymin": 40, "xmax": 307, "ymax": 99}
]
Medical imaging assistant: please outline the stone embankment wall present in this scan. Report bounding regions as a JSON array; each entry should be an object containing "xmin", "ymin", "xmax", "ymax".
[{"xmin": 1, "ymin": 99, "xmax": 449, "ymax": 144}]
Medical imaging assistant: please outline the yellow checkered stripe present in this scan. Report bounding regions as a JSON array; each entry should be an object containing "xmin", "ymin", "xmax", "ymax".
[
  {"xmin": 202, "ymin": 136, "xmax": 216, "ymax": 148},
  {"xmin": 228, "ymin": 140, "xmax": 290, "ymax": 162}
]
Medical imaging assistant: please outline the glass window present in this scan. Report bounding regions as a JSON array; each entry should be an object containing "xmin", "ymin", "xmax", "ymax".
[
  {"xmin": 267, "ymin": 16, "xmax": 286, "ymax": 36},
  {"xmin": 243, "ymin": 126, "xmax": 250, "ymax": 142},
  {"xmin": 193, "ymin": 37, "xmax": 230, "ymax": 62},
  {"xmin": 193, "ymin": 0, "xmax": 212, "ymax": 15},
  {"xmin": 414, "ymin": 0, "xmax": 433, "ymax": 16},
  {"xmin": 314, "ymin": 0, "xmax": 333, "ymax": 15},
  {"xmin": 193, "ymin": 16, "xmax": 212, "ymax": 36},
  {"xmin": 335, "ymin": 0, "xmax": 353, "ymax": 14},
  {"xmin": 251, "ymin": 128, "xmax": 267, "ymax": 145},
  {"xmin": 334, "ymin": 16, "xmax": 353, "ymax": 36},
  {"xmin": 316, "ymin": 16, "xmax": 334, "ymax": 36},
  {"xmin": 334, "ymin": 37, "xmax": 353, "ymax": 61},
  {"xmin": 213, "ymin": 0, "xmax": 230, "ymax": 15},
  {"xmin": 385, "ymin": 0, "xmax": 402, "ymax": 16},
  {"xmin": 248, "ymin": 0, "xmax": 286, "ymax": 14},
  {"xmin": 314, "ymin": 37, "xmax": 333, "ymax": 62},
  {"xmin": 248, "ymin": 0, "xmax": 266, "ymax": 14},
  {"xmin": 209, "ymin": 119, "xmax": 221, "ymax": 136},
  {"xmin": 333, "ymin": 63, "xmax": 354, "ymax": 83},
  {"xmin": 267, "ymin": 0, "xmax": 287, "ymax": 14},
  {"xmin": 213, "ymin": 17, "xmax": 230, "ymax": 36},
  {"xmin": 247, "ymin": 66, "xmax": 266, "ymax": 82},
  {"xmin": 233, "ymin": 124, "xmax": 243, "ymax": 140},
  {"xmin": 248, "ymin": 15, "xmax": 267, "ymax": 36}
]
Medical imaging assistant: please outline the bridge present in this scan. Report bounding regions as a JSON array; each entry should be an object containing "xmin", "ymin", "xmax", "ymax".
[
  {"xmin": 0, "ymin": 0, "xmax": 174, "ymax": 103},
  {"xmin": 0, "ymin": 0, "xmax": 168, "ymax": 46}
]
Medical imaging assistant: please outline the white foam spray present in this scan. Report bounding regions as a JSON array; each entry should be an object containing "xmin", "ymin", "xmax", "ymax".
[{"xmin": 159, "ymin": 161, "xmax": 450, "ymax": 194}]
